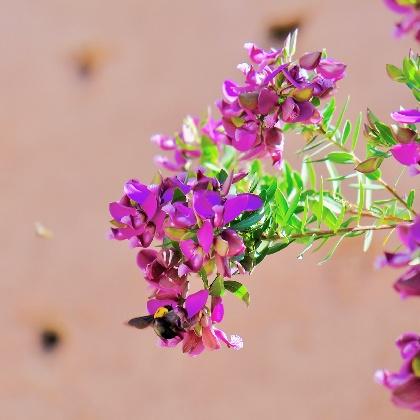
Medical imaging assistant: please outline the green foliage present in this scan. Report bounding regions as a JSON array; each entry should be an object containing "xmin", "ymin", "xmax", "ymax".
[
  {"xmin": 386, "ymin": 52, "xmax": 420, "ymax": 101},
  {"xmin": 224, "ymin": 281, "xmax": 250, "ymax": 306}
]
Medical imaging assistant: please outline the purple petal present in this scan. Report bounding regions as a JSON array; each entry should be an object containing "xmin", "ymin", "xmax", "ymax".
[
  {"xmin": 193, "ymin": 190, "xmax": 222, "ymax": 219},
  {"xmin": 258, "ymin": 88, "xmax": 278, "ymax": 115},
  {"xmin": 221, "ymin": 229, "xmax": 246, "ymax": 256},
  {"xmin": 124, "ymin": 180, "xmax": 157, "ymax": 219},
  {"xmin": 213, "ymin": 328, "xmax": 244, "ymax": 350},
  {"xmin": 150, "ymin": 134, "xmax": 176, "ymax": 150},
  {"xmin": 316, "ymin": 58, "xmax": 346, "ymax": 81},
  {"xmin": 223, "ymin": 80, "xmax": 239, "ymax": 101},
  {"xmin": 211, "ymin": 297, "xmax": 224, "ymax": 323},
  {"xmin": 137, "ymin": 249, "xmax": 158, "ymax": 271},
  {"xmin": 197, "ymin": 220, "xmax": 214, "ymax": 254},
  {"xmin": 179, "ymin": 239, "xmax": 197, "ymax": 260},
  {"xmin": 392, "ymin": 376, "xmax": 420, "ymax": 411},
  {"xmin": 233, "ymin": 124, "xmax": 257, "ymax": 152},
  {"xmin": 391, "ymin": 109, "xmax": 420, "ymax": 124},
  {"xmin": 223, "ymin": 193, "xmax": 263, "ymax": 224},
  {"xmin": 109, "ymin": 201, "xmax": 137, "ymax": 221},
  {"xmin": 299, "ymin": 51, "xmax": 322, "ymax": 70},
  {"xmin": 185, "ymin": 289, "xmax": 209, "ymax": 318},
  {"xmin": 391, "ymin": 142, "xmax": 420, "ymax": 166},
  {"xmin": 383, "ymin": 0, "xmax": 411, "ymax": 14},
  {"xmin": 394, "ymin": 267, "xmax": 420, "ymax": 299}
]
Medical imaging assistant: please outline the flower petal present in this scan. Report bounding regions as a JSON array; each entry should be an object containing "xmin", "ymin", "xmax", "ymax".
[
  {"xmin": 193, "ymin": 190, "xmax": 222, "ymax": 219},
  {"xmin": 197, "ymin": 220, "xmax": 214, "ymax": 254},
  {"xmin": 185, "ymin": 289, "xmax": 209, "ymax": 318},
  {"xmin": 223, "ymin": 193, "xmax": 263, "ymax": 224}
]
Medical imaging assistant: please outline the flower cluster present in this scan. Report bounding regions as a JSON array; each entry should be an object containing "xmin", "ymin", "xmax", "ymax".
[
  {"xmin": 217, "ymin": 44, "xmax": 345, "ymax": 168},
  {"xmin": 376, "ymin": 333, "xmax": 420, "ymax": 411},
  {"xmin": 151, "ymin": 43, "xmax": 346, "ymax": 172},
  {"xmin": 377, "ymin": 217, "xmax": 420, "ymax": 298},
  {"xmin": 390, "ymin": 110, "xmax": 420, "ymax": 175},
  {"xmin": 384, "ymin": 0, "xmax": 420, "ymax": 41},
  {"xmin": 151, "ymin": 115, "xmax": 225, "ymax": 172},
  {"xmin": 109, "ymin": 168, "xmax": 262, "ymax": 354}
]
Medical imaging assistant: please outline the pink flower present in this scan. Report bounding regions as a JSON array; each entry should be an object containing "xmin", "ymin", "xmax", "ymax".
[{"xmin": 376, "ymin": 333, "xmax": 420, "ymax": 411}]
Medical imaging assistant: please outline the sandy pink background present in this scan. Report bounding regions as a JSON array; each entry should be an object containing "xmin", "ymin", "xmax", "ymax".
[{"xmin": 1, "ymin": 1, "xmax": 419, "ymax": 419}]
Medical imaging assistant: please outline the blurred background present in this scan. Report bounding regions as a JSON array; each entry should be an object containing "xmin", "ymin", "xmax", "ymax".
[{"xmin": 1, "ymin": 0, "xmax": 419, "ymax": 419}]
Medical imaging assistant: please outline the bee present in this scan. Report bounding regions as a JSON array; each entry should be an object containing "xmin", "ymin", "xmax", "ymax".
[{"xmin": 127, "ymin": 306, "xmax": 186, "ymax": 340}]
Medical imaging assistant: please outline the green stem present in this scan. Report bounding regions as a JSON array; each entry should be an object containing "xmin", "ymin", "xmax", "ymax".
[{"xmin": 270, "ymin": 223, "xmax": 398, "ymax": 241}]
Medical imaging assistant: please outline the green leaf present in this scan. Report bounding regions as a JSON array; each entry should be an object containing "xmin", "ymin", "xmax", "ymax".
[
  {"xmin": 330, "ymin": 96, "xmax": 350, "ymax": 138},
  {"xmin": 224, "ymin": 281, "xmax": 250, "ymax": 306},
  {"xmin": 326, "ymin": 151, "xmax": 354, "ymax": 164},
  {"xmin": 318, "ymin": 234, "xmax": 348, "ymax": 265},
  {"xmin": 210, "ymin": 275, "xmax": 225, "ymax": 297},
  {"xmin": 216, "ymin": 169, "xmax": 228, "ymax": 184},
  {"xmin": 364, "ymin": 169, "xmax": 382, "ymax": 181},
  {"xmin": 266, "ymin": 240, "xmax": 294, "ymax": 255},
  {"xmin": 407, "ymin": 189, "xmax": 415, "ymax": 209},
  {"xmin": 199, "ymin": 269, "xmax": 209, "ymax": 288},
  {"xmin": 363, "ymin": 229, "xmax": 373, "ymax": 252},
  {"xmin": 325, "ymin": 161, "xmax": 340, "ymax": 194},
  {"xmin": 200, "ymin": 136, "xmax": 219, "ymax": 166},
  {"xmin": 284, "ymin": 190, "xmax": 301, "ymax": 222},
  {"xmin": 229, "ymin": 211, "xmax": 264, "ymax": 231},
  {"xmin": 274, "ymin": 189, "xmax": 289, "ymax": 219},
  {"xmin": 341, "ymin": 120, "xmax": 351, "ymax": 145},
  {"xmin": 374, "ymin": 121, "xmax": 397, "ymax": 146},
  {"xmin": 309, "ymin": 199, "xmax": 338, "ymax": 230},
  {"xmin": 386, "ymin": 64, "xmax": 406, "ymax": 82},
  {"xmin": 322, "ymin": 98, "xmax": 335, "ymax": 129},
  {"xmin": 355, "ymin": 157, "xmax": 383, "ymax": 174},
  {"xmin": 352, "ymin": 112, "xmax": 362, "ymax": 151},
  {"xmin": 172, "ymin": 188, "xmax": 186, "ymax": 203}
]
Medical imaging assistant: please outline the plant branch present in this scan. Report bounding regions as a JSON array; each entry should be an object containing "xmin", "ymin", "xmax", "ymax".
[
  {"xmin": 318, "ymin": 126, "xmax": 417, "ymax": 216},
  {"xmin": 268, "ymin": 223, "xmax": 398, "ymax": 242}
]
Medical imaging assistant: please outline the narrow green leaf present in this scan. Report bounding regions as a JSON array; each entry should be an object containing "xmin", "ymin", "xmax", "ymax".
[
  {"xmin": 330, "ymin": 96, "xmax": 350, "ymax": 138},
  {"xmin": 267, "ymin": 240, "xmax": 294, "ymax": 255},
  {"xmin": 322, "ymin": 97, "xmax": 336, "ymax": 129},
  {"xmin": 224, "ymin": 281, "xmax": 250, "ymax": 306},
  {"xmin": 285, "ymin": 190, "xmax": 301, "ymax": 222},
  {"xmin": 199, "ymin": 269, "xmax": 208, "ymax": 288},
  {"xmin": 352, "ymin": 112, "xmax": 362, "ymax": 151},
  {"xmin": 230, "ymin": 211, "xmax": 264, "ymax": 231},
  {"xmin": 363, "ymin": 229, "xmax": 373, "ymax": 252},
  {"xmin": 407, "ymin": 189, "xmax": 415, "ymax": 209},
  {"xmin": 318, "ymin": 234, "xmax": 348, "ymax": 265},
  {"xmin": 326, "ymin": 151, "xmax": 354, "ymax": 164},
  {"xmin": 341, "ymin": 120, "xmax": 351, "ymax": 145}
]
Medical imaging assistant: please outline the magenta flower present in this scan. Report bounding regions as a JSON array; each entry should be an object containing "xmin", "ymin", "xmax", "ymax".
[
  {"xmin": 152, "ymin": 116, "xmax": 204, "ymax": 172},
  {"xmin": 281, "ymin": 97, "xmax": 321, "ymax": 124},
  {"xmin": 391, "ymin": 109, "xmax": 420, "ymax": 124},
  {"xmin": 216, "ymin": 43, "xmax": 345, "ymax": 168},
  {"xmin": 109, "ymin": 180, "xmax": 165, "ymax": 247},
  {"xmin": 376, "ymin": 333, "xmax": 420, "ymax": 411},
  {"xmin": 316, "ymin": 58, "xmax": 346, "ymax": 81},
  {"xmin": 383, "ymin": 0, "xmax": 420, "ymax": 40},
  {"xmin": 390, "ymin": 142, "xmax": 420, "ymax": 174},
  {"xmin": 378, "ymin": 217, "xmax": 420, "ymax": 298}
]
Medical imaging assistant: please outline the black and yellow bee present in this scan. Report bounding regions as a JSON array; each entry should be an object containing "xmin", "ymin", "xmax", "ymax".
[{"xmin": 127, "ymin": 306, "xmax": 186, "ymax": 340}]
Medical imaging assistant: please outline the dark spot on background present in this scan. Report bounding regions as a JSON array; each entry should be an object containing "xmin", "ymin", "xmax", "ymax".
[
  {"xmin": 40, "ymin": 329, "xmax": 61, "ymax": 352},
  {"xmin": 268, "ymin": 20, "xmax": 301, "ymax": 44}
]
